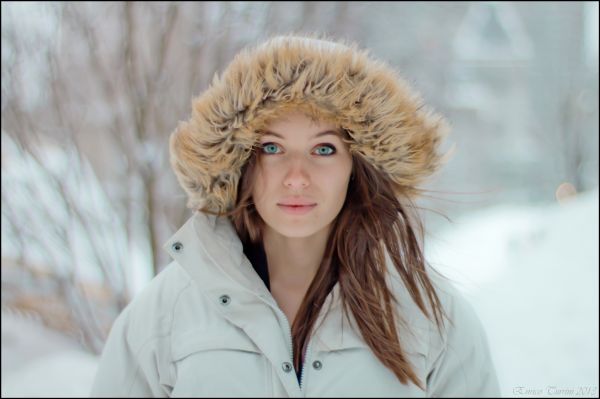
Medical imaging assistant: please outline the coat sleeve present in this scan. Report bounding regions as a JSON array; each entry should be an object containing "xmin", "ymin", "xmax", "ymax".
[
  {"xmin": 425, "ymin": 287, "xmax": 501, "ymax": 397},
  {"xmin": 89, "ymin": 307, "xmax": 171, "ymax": 397}
]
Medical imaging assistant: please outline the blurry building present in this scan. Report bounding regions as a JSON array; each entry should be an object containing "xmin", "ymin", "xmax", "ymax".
[
  {"xmin": 444, "ymin": 2, "xmax": 598, "ymax": 205},
  {"xmin": 446, "ymin": 2, "xmax": 535, "ymax": 202}
]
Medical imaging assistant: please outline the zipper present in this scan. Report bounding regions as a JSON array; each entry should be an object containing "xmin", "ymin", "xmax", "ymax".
[
  {"xmin": 256, "ymin": 292, "xmax": 294, "ymax": 359},
  {"xmin": 299, "ymin": 338, "xmax": 313, "ymax": 391},
  {"xmin": 271, "ymin": 306, "xmax": 295, "ymax": 377},
  {"xmin": 261, "ymin": 293, "xmax": 313, "ymax": 392}
]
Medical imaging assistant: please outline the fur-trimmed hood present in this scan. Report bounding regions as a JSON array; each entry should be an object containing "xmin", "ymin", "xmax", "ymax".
[{"xmin": 169, "ymin": 34, "xmax": 453, "ymax": 212}]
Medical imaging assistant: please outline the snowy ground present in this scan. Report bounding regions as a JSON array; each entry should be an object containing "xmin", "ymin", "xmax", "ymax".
[
  {"xmin": 427, "ymin": 187, "xmax": 599, "ymax": 398},
  {"xmin": 1, "ymin": 311, "xmax": 98, "ymax": 397},
  {"xmin": 1, "ymin": 187, "xmax": 598, "ymax": 397}
]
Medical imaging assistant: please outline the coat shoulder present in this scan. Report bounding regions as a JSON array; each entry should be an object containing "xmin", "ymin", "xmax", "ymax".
[
  {"xmin": 92, "ymin": 261, "xmax": 195, "ymax": 396},
  {"xmin": 386, "ymin": 261, "xmax": 500, "ymax": 396},
  {"xmin": 425, "ymin": 268, "xmax": 484, "ymax": 348},
  {"xmin": 422, "ymin": 267, "xmax": 501, "ymax": 396},
  {"xmin": 115, "ymin": 261, "xmax": 194, "ymax": 348}
]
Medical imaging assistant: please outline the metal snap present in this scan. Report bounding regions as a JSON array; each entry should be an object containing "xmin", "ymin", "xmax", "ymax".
[
  {"xmin": 172, "ymin": 242, "xmax": 183, "ymax": 252},
  {"xmin": 219, "ymin": 294, "xmax": 231, "ymax": 305},
  {"xmin": 312, "ymin": 360, "xmax": 322, "ymax": 370},
  {"xmin": 282, "ymin": 362, "xmax": 293, "ymax": 373}
]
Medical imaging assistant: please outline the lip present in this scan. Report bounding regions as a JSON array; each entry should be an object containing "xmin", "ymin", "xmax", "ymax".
[
  {"xmin": 278, "ymin": 197, "xmax": 317, "ymax": 206},
  {"xmin": 277, "ymin": 204, "xmax": 317, "ymax": 215}
]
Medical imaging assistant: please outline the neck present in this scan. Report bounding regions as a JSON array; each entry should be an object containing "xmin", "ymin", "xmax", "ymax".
[{"xmin": 262, "ymin": 225, "xmax": 330, "ymax": 290}]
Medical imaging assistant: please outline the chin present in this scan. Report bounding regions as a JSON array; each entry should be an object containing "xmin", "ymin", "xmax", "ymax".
[
  {"xmin": 256, "ymin": 203, "xmax": 340, "ymax": 239},
  {"xmin": 269, "ymin": 221, "xmax": 322, "ymax": 238},
  {"xmin": 262, "ymin": 210, "xmax": 331, "ymax": 238}
]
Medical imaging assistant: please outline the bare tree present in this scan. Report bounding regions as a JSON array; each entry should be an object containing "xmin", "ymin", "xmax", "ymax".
[
  {"xmin": 2, "ymin": 2, "xmax": 360, "ymax": 354},
  {"xmin": 2, "ymin": 2, "xmax": 211, "ymax": 354}
]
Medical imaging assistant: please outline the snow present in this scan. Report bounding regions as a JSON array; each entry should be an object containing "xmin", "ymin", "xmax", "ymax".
[
  {"xmin": 1, "ymin": 187, "xmax": 598, "ymax": 397},
  {"xmin": 1, "ymin": 350, "xmax": 98, "ymax": 398},
  {"xmin": 428, "ymin": 187, "xmax": 599, "ymax": 397},
  {"xmin": 1, "ymin": 311, "xmax": 98, "ymax": 397}
]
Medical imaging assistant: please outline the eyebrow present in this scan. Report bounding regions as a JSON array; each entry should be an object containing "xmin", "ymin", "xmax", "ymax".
[{"xmin": 262, "ymin": 130, "xmax": 341, "ymax": 139}]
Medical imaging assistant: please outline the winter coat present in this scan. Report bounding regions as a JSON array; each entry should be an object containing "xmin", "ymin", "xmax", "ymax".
[{"xmin": 90, "ymin": 211, "xmax": 501, "ymax": 397}]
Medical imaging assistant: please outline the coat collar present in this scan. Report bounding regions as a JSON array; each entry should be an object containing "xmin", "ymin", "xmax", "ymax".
[{"xmin": 162, "ymin": 211, "xmax": 428, "ymax": 357}]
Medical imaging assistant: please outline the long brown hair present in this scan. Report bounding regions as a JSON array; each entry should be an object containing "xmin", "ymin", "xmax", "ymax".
[{"xmin": 199, "ymin": 134, "xmax": 451, "ymax": 390}]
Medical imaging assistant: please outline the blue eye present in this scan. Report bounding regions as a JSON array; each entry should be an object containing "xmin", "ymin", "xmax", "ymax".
[
  {"xmin": 314, "ymin": 145, "xmax": 336, "ymax": 156},
  {"xmin": 261, "ymin": 143, "xmax": 281, "ymax": 154},
  {"xmin": 260, "ymin": 143, "xmax": 336, "ymax": 156}
]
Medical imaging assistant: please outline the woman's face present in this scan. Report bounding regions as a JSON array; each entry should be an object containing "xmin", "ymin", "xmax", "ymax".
[{"xmin": 252, "ymin": 111, "xmax": 353, "ymax": 238}]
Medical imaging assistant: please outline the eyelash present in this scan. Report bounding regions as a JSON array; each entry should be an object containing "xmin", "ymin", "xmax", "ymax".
[{"xmin": 260, "ymin": 142, "xmax": 337, "ymax": 156}]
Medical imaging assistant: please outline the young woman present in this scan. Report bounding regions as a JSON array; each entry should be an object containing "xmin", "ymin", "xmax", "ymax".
[{"xmin": 91, "ymin": 34, "xmax": 500, "ymax": 397}]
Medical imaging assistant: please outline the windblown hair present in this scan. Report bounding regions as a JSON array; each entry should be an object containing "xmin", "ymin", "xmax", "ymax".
[{"xmin": 199, "ymin": 135, "xmax": 451, "ymax": 390}]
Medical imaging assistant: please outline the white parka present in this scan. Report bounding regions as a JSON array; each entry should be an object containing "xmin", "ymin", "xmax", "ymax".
[{"xmin": 90, "ymin": 211, "xmax": 501, "ymax": 397}]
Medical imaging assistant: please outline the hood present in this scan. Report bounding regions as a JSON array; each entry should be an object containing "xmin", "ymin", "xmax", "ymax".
[{"xmin": 169, "ymin": 33, "xmax": 454, "ymax": 213}]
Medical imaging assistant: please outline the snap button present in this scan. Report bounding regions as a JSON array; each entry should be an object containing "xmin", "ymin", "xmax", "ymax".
[
  {"xmin": 282, "ymin": 362, "xmax": 293, "ymax": 373},
  {"xmin": 312, "ymin": 360, "xmax": 322, "ymax": 370},
  {"xmin": 219, "ymin": 295, "xmax": 231, "ymax": 305},
  {"xmin": 172, "ymin": 242, "xmax": 183, "ymax": 252}
]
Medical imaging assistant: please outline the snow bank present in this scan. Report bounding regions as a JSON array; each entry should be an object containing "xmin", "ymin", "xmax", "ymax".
[{"xmin": 427, "ymin": 187, "xmax": 599, "ymax": 397}]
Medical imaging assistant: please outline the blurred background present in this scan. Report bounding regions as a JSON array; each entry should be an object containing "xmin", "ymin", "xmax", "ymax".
[{"xmin": 1, "ymin": 1, "xmax": 598, "ymax": 397}]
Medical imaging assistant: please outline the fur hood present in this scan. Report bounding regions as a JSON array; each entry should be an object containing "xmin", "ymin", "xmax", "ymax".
[{"xmin": 169, "ymin": 34, "xmax": 453, "ymax": 212}]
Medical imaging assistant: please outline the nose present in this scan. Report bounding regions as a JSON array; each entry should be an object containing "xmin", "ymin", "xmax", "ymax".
[{"xmin": 283, "ymin": 159, "xmax": 310, "ymax": 189}]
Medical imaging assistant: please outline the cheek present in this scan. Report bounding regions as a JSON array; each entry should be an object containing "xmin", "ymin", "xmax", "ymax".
[
  {"xmin": 254, "ymin": 161, "xmax": 285, "ymax": 188},
  {"xmin": 332, "ymin": 177, "xmax": 351, "ymax": 204},
  {"xmin": 251, "ymin": 168, "xmax": 271, "ymax": 205},
  {"xmin": 317, "ymin": 166, "xmax": 352, "ymax": 202}
]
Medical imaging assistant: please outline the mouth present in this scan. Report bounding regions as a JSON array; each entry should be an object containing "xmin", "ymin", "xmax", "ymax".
[{"xmin": 277, "ymin": 204, "xmax": 317, "ymax": 215}]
